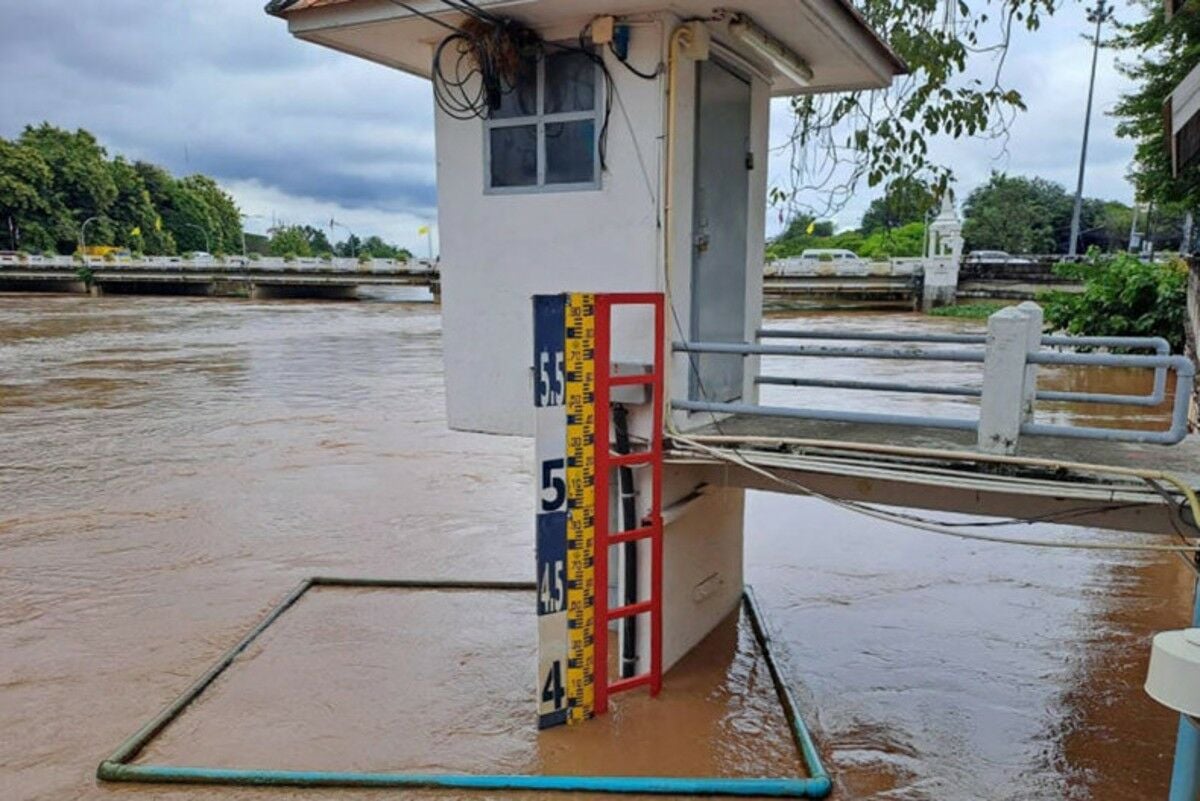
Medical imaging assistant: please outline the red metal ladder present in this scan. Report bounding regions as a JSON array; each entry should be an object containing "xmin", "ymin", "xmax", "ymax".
[{"xmin": 592, "ymin": 292, "xmax": 665, "ymax": 715}]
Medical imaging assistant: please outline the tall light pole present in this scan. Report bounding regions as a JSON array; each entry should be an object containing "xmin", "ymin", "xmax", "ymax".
[
  {"xmin": 1068, "ymin": 0, "xmax": 1113, "ymax": 257},
  {"xmin": 330, "ymin": 217, "xmax": 355, "ymax": 257},
  {"xmin": 79, "ymin": 216, "xmax": 103, "ymax": 263},
  {"xmin": 181, "ymin": 223, "xmax": 211, "ymax": 255},
  {"xmin": 239, "ymin": 213, "xmax": 265, "ymax": 257}
]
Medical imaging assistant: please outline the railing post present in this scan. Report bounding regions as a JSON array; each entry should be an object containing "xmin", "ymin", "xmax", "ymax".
[
  {"xmin": 978, "ymin": 306, "xmax": 1036, "ymax": 454},
  {"xmin": 1016, "ymin": 302, "xmax": 1043, "ymax": 422}
]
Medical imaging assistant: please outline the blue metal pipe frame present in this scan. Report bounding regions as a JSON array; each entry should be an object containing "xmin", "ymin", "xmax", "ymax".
[
  {"xmin": 96, "ymin": 577, "xmax": 832, "ymax": 798},
  {"xmin": 756, "ymin": 329, "xmax": 1170, "ymax": 407},
  {"xmin": 1168, "ymin": 572, "xmax": 1200, "ymax": 801},
  {"xmin": 676, "ymin": 342, "xmax": 1194, "ymax": 445}
]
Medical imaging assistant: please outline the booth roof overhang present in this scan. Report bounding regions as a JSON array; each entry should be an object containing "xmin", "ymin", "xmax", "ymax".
[{"xmin": 266, "ymin": 0, "xmax": 908, "ymax": 96}]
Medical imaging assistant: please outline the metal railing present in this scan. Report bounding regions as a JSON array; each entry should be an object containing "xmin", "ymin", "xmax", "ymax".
[
  {"xmin": 755, "ymin": 328, "xmax": 1170, "ymax": 407},
  {"xmin": 671, "ymin": 306, "xmax": 1194, "ymax": 452}
]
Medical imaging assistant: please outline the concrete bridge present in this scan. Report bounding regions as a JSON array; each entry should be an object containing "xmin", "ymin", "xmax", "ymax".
[
  {"xmin": 763, "ymin": 256, "xmax": 1084, "ymax": 311},
  {"xmin": 0, "ymin": 254, "xmax": 439, "ymax": 300}
]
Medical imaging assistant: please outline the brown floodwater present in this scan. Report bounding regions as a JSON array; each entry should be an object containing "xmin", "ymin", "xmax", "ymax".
[{"xmin": 0, "ymin": 294, "xmax": 1194, "ymax": 801}]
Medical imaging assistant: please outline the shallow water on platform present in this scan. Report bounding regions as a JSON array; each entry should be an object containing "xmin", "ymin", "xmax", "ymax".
[{"xmin": 0, "ymin": 296, "xmax": 1192, "ymax": 800}]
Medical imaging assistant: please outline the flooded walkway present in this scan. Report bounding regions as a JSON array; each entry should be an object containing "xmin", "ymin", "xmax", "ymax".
[{"xmin": 0, "ymin": 296, "xmax": 1193, "ymax": 799}]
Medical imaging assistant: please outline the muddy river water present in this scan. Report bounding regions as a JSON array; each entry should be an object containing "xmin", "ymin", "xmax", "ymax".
[{"xmin": 0, "ymin": 293, "xmax": 1194, "ymax": 800}]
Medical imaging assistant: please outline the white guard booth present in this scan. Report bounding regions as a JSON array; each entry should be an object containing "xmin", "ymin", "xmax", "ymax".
[{"xmin": 268, "ymin": 0, "xmax": 904, "ymax": 721}]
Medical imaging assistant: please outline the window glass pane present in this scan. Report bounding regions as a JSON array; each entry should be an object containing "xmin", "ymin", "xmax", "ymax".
[
  {"xmin": 544, "ymin": 50, "xmax": 595, "ymax": 114},
  {"xmin": 544, "ymin": 119, "xmax": 595, "ymax": 185},
  {"xmin": 491, "ymin": 54, "xmax": 537, "ymax": 119},
  {"xmin": 489, "ymin": 125, "xmax": 538, "ymax": 187}
]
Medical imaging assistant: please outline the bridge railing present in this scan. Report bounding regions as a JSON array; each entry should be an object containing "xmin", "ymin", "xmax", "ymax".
[
  {"xmin": 0, "ymin": 253, "xmax": 436, "ymax": 275},
  {"xmin": 671, "ymin": 304, "xmax": 1194, "ymax": 454}
]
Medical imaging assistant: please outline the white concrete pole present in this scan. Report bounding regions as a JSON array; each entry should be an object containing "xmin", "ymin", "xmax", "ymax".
[
  {"xmin": 1016, "ymin": 302, "xmax": 1044, "ymax": 422},
  {"xmin": 978, "ymin": 307, "xmax": 1035, "ymax": 454}
]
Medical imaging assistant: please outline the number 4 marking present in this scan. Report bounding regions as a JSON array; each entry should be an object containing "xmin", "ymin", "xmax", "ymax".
[{"xmin": 542, "ymin": 660, "xmax": 565, "ymax": 710}]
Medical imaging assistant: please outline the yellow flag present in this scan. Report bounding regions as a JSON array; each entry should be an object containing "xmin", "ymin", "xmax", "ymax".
[
  {"xmin": 805, "ymin": 220, "xmax": 816, "ymax": 235},
  {"xmin": 417, "ymin": 225, "xmax": 430, "ymax": 235},
  {"xmin": 154, "ymin": 216, "xmax": 163, "ymax": 232},
  {"xmin": 130, "ymin": 226, "xmax": 141, "ymax": 237}
]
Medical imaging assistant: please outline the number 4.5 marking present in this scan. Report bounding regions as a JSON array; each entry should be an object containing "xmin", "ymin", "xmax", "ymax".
[{"xmin": 540, "ymin": 559, "xmax": 564, "ymax": 613}]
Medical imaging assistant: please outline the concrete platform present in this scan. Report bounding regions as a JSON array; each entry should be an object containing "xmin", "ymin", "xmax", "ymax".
[{"xmin": 668, "ymin": 414, "xmax": 1200, "ymax": 537}]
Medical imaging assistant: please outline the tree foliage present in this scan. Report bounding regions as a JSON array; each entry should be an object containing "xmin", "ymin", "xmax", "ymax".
[
  {"xmin": 962, "ymin": 172, "xmax": 1072, "ymax": 253},
  {"xmin": 779, "ymin": 0, "xmax": 1059, "ymax": 216},
  {"xmin": 1041, "ymin": 251, "xmax": 1189, "ymax": 352},
  {"xmin": 860, "ymin": 176, "xmax": 938, "ymax": 233},
  {"xmin": 19, "ymin": 124, "xmax": 118, "ymax": 250},
  {"xmin": 267, "ymin": 225, "xmax": 315, "ymax": 258},
  {"xmin": 0, "ymin": 123, "xmax": 242, "ymax": 255},
  {"xmin": 0, "ymin": 139, "xmax": 55, "ymax": 251},
  {"xmin": 1112, "ymin": 0, "xmax": 1200, "ymax": 210}
]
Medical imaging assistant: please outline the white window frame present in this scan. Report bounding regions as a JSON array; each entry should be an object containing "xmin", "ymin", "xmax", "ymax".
[{"xmin": 482, "ymin": 49, "xmax": 603, "ymax": 195}]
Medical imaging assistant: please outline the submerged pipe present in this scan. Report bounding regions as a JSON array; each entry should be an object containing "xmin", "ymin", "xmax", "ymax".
[
  {"xmin": 96, "ymin": 763, "xmax": 830, "ymax": 797},
  {"xmin": 98, "ymin": 578, "xmax": 833, "ymax": 798}
]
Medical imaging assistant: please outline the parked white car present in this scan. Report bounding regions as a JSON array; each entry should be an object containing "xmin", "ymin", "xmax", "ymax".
[
  {"xmin": 964, "ymin": 250, "xmax": 1036, "ymax": 266},
  {"xmin": 785, "ymin": 248, "xmax": 869, "ymax": 276}
]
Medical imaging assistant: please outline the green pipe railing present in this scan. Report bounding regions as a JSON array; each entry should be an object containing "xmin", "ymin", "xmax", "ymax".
[{"xmin": 97, "ymin": 577, "xmax": 831, "ymax": 798}]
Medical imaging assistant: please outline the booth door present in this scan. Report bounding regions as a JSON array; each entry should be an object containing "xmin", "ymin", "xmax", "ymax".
[{"xmin": 689, "ymin": 59, "xmax": 751, "ymax": 403}]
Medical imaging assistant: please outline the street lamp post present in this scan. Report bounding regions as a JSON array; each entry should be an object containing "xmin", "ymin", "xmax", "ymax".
[
  {"xmin": 79, "ymin": 216, "xmax": 103, "ymax": 263},
  {"xmin": 239, "ymin": 213, "xmax": 265, "ymax": 257},
  {"xmin": 330, "ymin": 218, "xmax": 355, "ymax": 258},
  {"xmin": 181, "ymin": 223, "xmax": 211, "ymax": 256},
  {"xmin": 1067, "ymin": 0, "xmax": 1113, "ymax": 258}
]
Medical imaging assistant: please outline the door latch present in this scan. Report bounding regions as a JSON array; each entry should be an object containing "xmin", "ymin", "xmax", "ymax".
[{"xmin": 694, "ymin": 233, "xmax": 710, "ymax": 252}]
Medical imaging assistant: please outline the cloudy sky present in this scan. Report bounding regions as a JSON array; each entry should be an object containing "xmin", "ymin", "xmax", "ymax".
[{"xmin": 0, "ymin": 1, "xmax": 1142, "ymax": 249}]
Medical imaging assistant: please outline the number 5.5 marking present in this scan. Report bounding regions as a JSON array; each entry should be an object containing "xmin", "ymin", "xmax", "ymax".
[
  {"xmin": 539, "ymin": 350, "xmax": 564, "ymax": 406},
  {"xmin": 540, "ymin": 458, "xmax": 565, "ymax": 512}
]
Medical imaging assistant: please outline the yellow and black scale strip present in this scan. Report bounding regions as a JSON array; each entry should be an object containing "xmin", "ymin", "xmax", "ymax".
[{"xmin": 564, "ymin": 292, "xmax": 596, "ymax": 723}]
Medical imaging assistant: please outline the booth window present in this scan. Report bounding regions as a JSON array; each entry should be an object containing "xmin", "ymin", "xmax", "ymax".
[{"xmin": 484, "ymin": 49, "xmax": 601, "ymax": 193}]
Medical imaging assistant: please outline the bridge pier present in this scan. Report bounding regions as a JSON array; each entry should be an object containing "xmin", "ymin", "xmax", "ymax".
[{"xmin": 249, "ymin": 283, "xmax": 358, "ymax": 301}]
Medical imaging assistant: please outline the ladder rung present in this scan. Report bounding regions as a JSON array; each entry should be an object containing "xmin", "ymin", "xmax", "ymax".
[
  {"xmin": 608, "ymin": 599, "xmax": 653, "ymax": 620},
  {"xmin": 609, "ymin": 672, "xmax": 653, "ymax": 694},
  {"xmin": 608, "ymin": 452, "xmax": 654, "ymax": 467},
  {"xmin": 609, "ymin": 373, "xmax": 655, "ymax": 386},
  {"xmin": 608, "ymin": 525, "xmax": 657, "ymax": 545}
]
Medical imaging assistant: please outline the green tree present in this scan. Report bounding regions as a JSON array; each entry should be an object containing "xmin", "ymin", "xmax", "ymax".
[
  {"xmin": 1112, "ymin": 1, "xmax": 1200, "ymax": 211},
  {"xmin": 860, "ymin": 177, "xmax": 937, "ymax": 233},
  {"xmin": 1042, "ymin": 251, "xmax": 1189, "ymax": 352},
  {"xmin": 962, "ymin": 173, "xmax": 1073, "ymax": 253},
  {"xmin": 359, "ymin": 235, "xmax": 412, "ymax": 260},
  {"xmin": 0, "ymin": 138, "xmax": 58, "ymax": 251},
  {"xmin": 268, "ymin": 225, "xmax": 314, "ymax": 257},
  {"xmin": 1078, "ymin": 199, "xmax": 1133, "ymax": 253},
  {"xmin": 107, "ymin": 158, "xmax": 174, "ymax": 254},
  {"xmin": 300, "ymin": 225, "xmax": 332, "ymax": 255},
  {"xmin": 181, "ymin": 175, "xmax": 242, "ymax": 254},
  {"xmin": 19, "ymin": 124, "xmax": 118, "ymax": 251},
  {"xmin": 335, "ymin": 234, "xmax": 362, "ymax": 257},
  {"xmin": 779, "ymin": 0, "xmax": 1063, "ymax": 213}
]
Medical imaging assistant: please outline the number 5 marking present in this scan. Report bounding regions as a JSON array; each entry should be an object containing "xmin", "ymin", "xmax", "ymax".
[{"xmin": 540, "ymin": 458, "xmax": 565, "ymax": 512}]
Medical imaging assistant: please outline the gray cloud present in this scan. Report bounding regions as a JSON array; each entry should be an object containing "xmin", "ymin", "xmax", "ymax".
[
  {"xmin": 0, "ymin": 0, "xmax": 1143, "ymax": 242},
  {"xmin": 0, "ymin": 0, "xmax": 437, "ymax": 237}
]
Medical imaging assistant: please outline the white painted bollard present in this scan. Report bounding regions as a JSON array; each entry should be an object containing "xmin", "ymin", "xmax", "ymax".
[
  {"xmin": 1016, "ymin": 302, "xmax": 1043, "ymax": 422},
  {"xmin": 978, "ymin": 306, "xmax": 1038, "ymax": 454}
]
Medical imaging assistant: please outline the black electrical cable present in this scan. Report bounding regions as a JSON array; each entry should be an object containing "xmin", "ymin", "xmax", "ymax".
[
  {"xmin": 607, "ymin": 41, "xmax": 663, "ymax": 80},
  {"xmin": 424, "ymin": 14, "xmax": 617, "ymax": 172}
]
